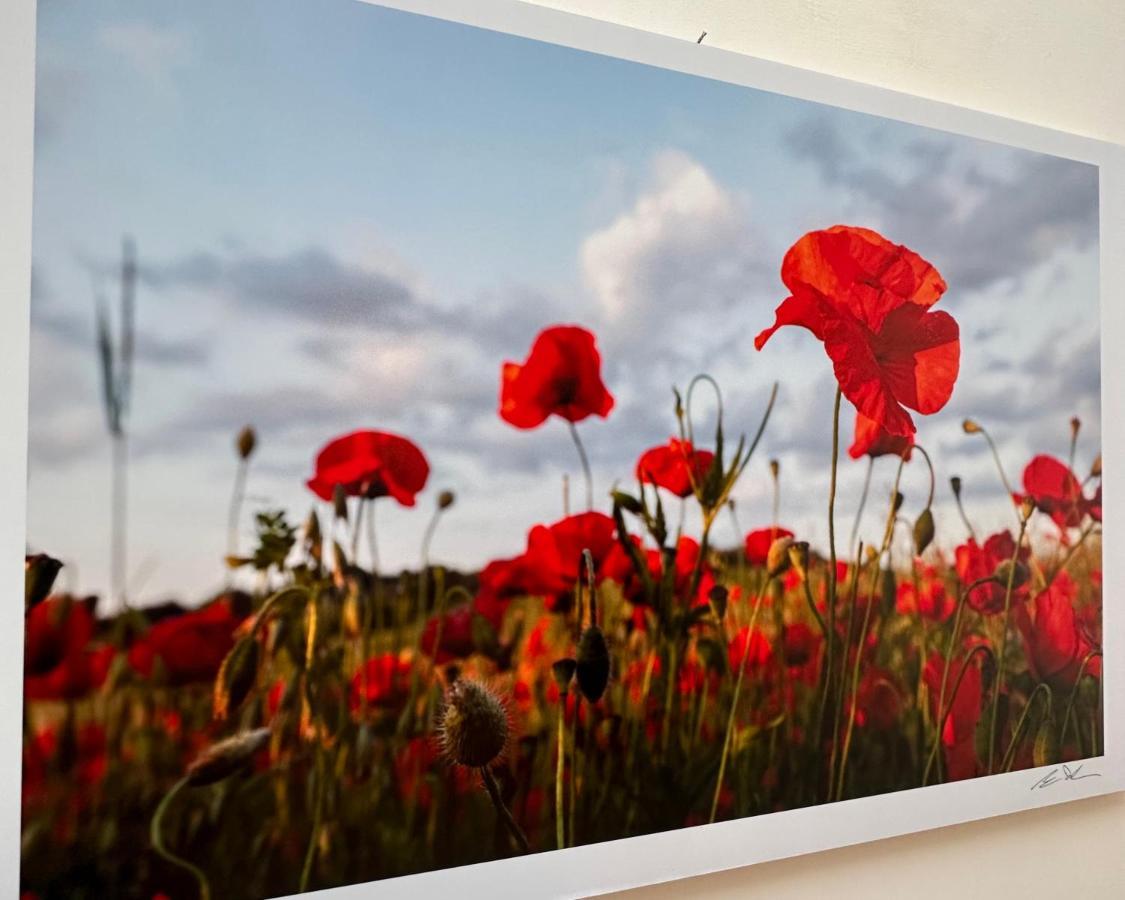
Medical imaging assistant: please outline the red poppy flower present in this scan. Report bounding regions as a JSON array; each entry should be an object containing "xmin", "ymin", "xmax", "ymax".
[
  {"xmin": 854, "ymin": 669, "xmax": 902, "ymax": 731},
  {"xmin": 848, "ymin": 412, "xmax": 914, "ymax": 460},
  {"xmin": 923, "ymin": 650, "xmax": 983, "ymax": 781},
  {"xmin": 744, "ymin": 526, "xmax": 794, "ymax": 567},
  {"xmin": 895, "ymin": 564, "xmax": 954, "ymax": 622},
  {"xmin": 782, "ymin": 622, "xmax": 820, "ymax": 668},
  {"xmin": 954, "ymin": 531, "xmax": 1029, "ymax": 615},
  {"xmin": 755, "ymin": 226, "xmax": 958, "ymax": 439},
  {"xmin": 128, "ymin": 598, "xmax": 245, "ymax": 685},
  {"xmin": 420, "ymin": 604, "xmax": 481, "ymax": 664},
  {"xmin": 522, "ymin": 511, "xmax": 617, "ymax": 610},
  {"xmin": 728, "ymin": 626, "xmax": 774, "ymax": 675},
  {"xmin": 1016, "ymin": 455, "xmax": 1094, "ymax": 531},
  {"xmin": 499, "ymin": 325, "xmax": 614, "ymax": 429},
  {"xmin": 306, "ymin": 430, "xmax": 429, "ymax": 506},
  {"xmin": 24, "ymin": 596, "xmax": 114, "ymax": 701},
  {"xmin": 1015, "ymin": 571, "xmax": 1101, "ymax": 687},
  {"xmin": 600, "ymin": 534, "xmax": 715, "ymax": 609},
  {"xmin": 635, "ymin": 439, "xmax": 714, "ymax": 498},
  {"xmin": 349, "ymin": 653, "xmax": 413, "ymax": 714},
  {"xmin": 22, "ymin": 722, "xmax": 107, "ymax": 808}
]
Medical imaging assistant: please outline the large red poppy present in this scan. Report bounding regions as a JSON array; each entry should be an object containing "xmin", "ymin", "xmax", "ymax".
[
  {"xmin": 848, "ymin": 412, "xmax": 914, "ymax": 460},
  {"xmin": 306, "ymin": 430, "xmax": 429, "ymax": 506},
  {"xmin": 349, "ymin": 652, "xmax": 413, "ymax": 714},
  {"xmin": 522, "ymin": 511, "xmax": 617, "ymax": 610},
  {"xmin": 635, "ymin": 439, "xmax": 714, "ymax": 498},
  {"xmin": 954, "ymin": 531, "xmax": 1029, "ymax": 615},
  {"xmin": 923, "ymin": 650, "xmax": 983, "ymax": 781},
  {"xmin": 755, "ymin": 226, "xmax": 959, "ymax": 439},
  {"xmin": 499, "ymin": 325, "xmax": 614, "ymax": 429},
  {"xmin": 1015, "ymin": 571, "xmax": 1101, "ymax": 688},
  {"xmin": 1016, "ymin": 455, "xmax": 1095, "ymax": 531},
  {"xmin": 128, "ymin": 597, "xmax": 245, "ymax": 686}
]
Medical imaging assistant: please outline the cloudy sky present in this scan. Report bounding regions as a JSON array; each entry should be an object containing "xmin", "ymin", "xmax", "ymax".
[{"xmin": 28, "ymin": 0, "xmax": 1101, "ymax": 607}]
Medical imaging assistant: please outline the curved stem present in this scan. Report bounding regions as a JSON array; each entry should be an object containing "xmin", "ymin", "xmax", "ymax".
[
  {"xmin": 150, "ymin": 777, "xmax": 211, "ymax": 900},
  {"xmin": 709, "ymin": 591, "xmax": 765, "ymax": 823},
  {"xmin": 299, "ymin": 747, "xmax": 326, "ymax": 893},
  {"xmin": 226, "ymin": 459, "xmax": 248, "ymax": 560},
  {"xmin": 481, "ymin": 765, "xmax": 531, "ymax": 854},
  {"xmin": 1060, "ymin": 649, "xmax": 1103, "ymax": 751},
  {"xmin": 987, "ymin": 517, "xmax": 1029, "ymax": 773},
  {"xmin": 567, "ymin": 422, "xmax": 594, "ymax": 511},
  {"xmin": 1001, "ymin": 683, "xmax": 1053, "ymax": 773},
  {"xmin": 827, "ymin": 388, "xmax": 843, "ymax": 616},
  {"xmin": 978, "ymin": 427, "xmax": 1019, "ymax": 525},
  {"xmin": 914, "ymin": 444, "xmax": 936, "ymax": 509},
  {"xmin": 849, "ymin": 457, "xmax": 873, "ymax": 560}
]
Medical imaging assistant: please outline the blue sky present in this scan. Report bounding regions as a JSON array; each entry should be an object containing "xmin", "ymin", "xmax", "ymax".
[{"xmin": 28, "ymin": 0, "xmax": 1101, "ymax": 607}]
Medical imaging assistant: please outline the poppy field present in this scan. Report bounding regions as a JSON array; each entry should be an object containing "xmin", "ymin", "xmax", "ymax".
[{"xmin": 20, "ymin": 226, "xmax": 1103, "ymax": 899}]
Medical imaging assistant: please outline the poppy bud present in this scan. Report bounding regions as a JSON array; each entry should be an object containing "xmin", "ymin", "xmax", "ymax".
[
  {"xmin": 439, "ymin": 679, "xmax": 508, "ymax": 768},
  {"xmin": 213, "ymin": 636, "xmax": 260, "ymax": 722},
  {"xmin": 186, "ymin": 728, "xmax": 272, "ymax": 786},
  {"xmin": 332, "ymin": 542, "xmax": 348, "ymax": 590},
  {"xmin": 962, "ymin": 419, "xmax": 981, "ymax": 434},
  {"xmin": 332, "ymin": 484, "xmax": 348, "ymax": 522},
  {"xmin": 994, "ymin": 559, "xmax": 1030, "ymax": 590},
  {"xmin": 766, "ymin": 536, "xmax": 794, "ymax": 578},
  {"xmin": 1070, "ymin": 416, "xmax": 1081, "ymax": 441},
  {"xmin": 551, "ymin": 658, "xmax": 577, "ymax": 693},
  {"xmin": 708, "ymin": 585, "xmax": 729, "ymax": 620},
  {"xmin": 1090, "ymin": 454, "xmax": 1102, "ymax": 478},
  {"xmin": 611, "ymin": 490, "xmax": 643, "ymax": 515},
  {"xmin": 236, "ymin": 425, "xmax": 257, "ymax": 460},
  {"xmin": 1019, "ymin": 496, "xmax": 1036, "ymax": 521},
  {"xmin": 787, "ymin": 541, "xmax": 810, "ymax": 579},
  {"xmin": 769, "ymin": 459, "xmax": 780, "ymax": 480},
  {"xmin": 25, "ymin": 553, "xmax": 62, "ymax": 613},
  {"xmin": 576, "ymin": 625, "xmax": 610, "ymax": 702},
  {"xmin": 437, "ymin": 489, "xmax": 456, "ymax": 510},
  {"xmin": 892, "ymin": 491, "xmax": 905, "ymax": 515},
  {"xmin": 304, "ymin": 509, "xmax": 322, "ymax": 562},
  {"xmin": 913, "ymin": 509, "xmax": 935, "ymax": 555},
  {"xmin": 950, "ymin": 476, "xmax": 963, "ymax": 499}
]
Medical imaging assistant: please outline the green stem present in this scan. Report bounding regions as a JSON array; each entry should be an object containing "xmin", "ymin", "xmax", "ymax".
[
  {"xmin": 226, "ymin": 459, "xmax": 248, "ymax": 560},
  {"xmin": 1059, "ymin": 650, "xmax": 1103, "ymax": 751},
  {"xmin": 567, "ymin": 421, "xmax": 594, "ymax": 512},
  {"xmin": 849, "ymin": 456, "xmax": 873, "ymax": 560},
  {"xmin": 150, "ymin": 777, "xmax": 211, "ymax": 900},
  {"xmin": 482, "ymin": 765, "xmax": 531, "ymax": 853},
  {"xmin": 555, "ymin": 698, "xmax": 567, "ymax": 850},
  {"xmin": 1001, "ymin": 683, "xmax": 1052, "ymax": 773},
  {"xmin": 987, "ymin": 517, "xmax": 1029, "ymax": 774},
  {"xmin": 299, "ymin": 747, "xmax": 326, "ymax": 893}
]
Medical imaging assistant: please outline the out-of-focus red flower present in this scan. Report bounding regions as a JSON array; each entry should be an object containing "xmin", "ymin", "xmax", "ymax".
[
  {"xmin": 24, "ymin": 596, "xmax": 115, "ymax": 701},
  {"xmin": 22, "ymin": 722, "xmax": 107, "ymax": 807},
  {"xmin": 1016, "ymin": 455, "xmax": 1095, "ymax": 532},
  {"xmin": 854, "ymin": 669, "xmax": 902, "ymax": 731},
  {"xmin": 349, "ymin": 652, "xmax": 413, "ymax": 714},
  {"xmin": 128, "ymin": 598, "xmax": 245, "ymax": 685},
  {"xmin": 744, "ymin": 526, "xmax": 795, "ymax": 567},
  {"xmin": 600, "ymin": 534, "xmax": 714, "ymax": 609},
  {"xmin": 849, "ymin": 412, "xmax": 914, "ymax": 460},
  {"xmin": 755, "ymin": 226, "xmax": 958, "ymax": 440},
  {"xmin": 728, "ymin": 626, "xmax": 773, "ymax": 675},
  {"xmin": 924, "ymin": 650, "xmax": 982, "ymax": 781},
  {"xmin": 306, "ymin": 430, "xmax": 429, "ymax": 506},
  {"xmin": 1016, "ymin": 571, "xmax": 1101, "ymax": 688},
  {"xmin": 499, "ymin": 325, "xmax": 614, "ymax": 429},
  {"xmin": 420, "ymin": 605, "xmax": 480, "ymax": 664},
  {"xmin": 522, "ymin": 512, "xmax": 617, "ymax": 610},
  {"xmin": 782, "ymin": 622, "xmax": 820, "ymax": 668},
  {"xmin": 954, "ymin": 531, "xmax": 1029, "ymax": 615},
  {"xmin": 635, "ymin": 438, "xmax": 714, "ymax": 498},
  {"xmin": 896, "ymin": 564, "xmax": 954, "ymax": 622}
]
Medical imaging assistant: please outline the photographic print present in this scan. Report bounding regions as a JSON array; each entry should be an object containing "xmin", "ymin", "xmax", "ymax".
[{"xmin": 17, "ymin": 0, "xmax": 1111, "ymax": 897}]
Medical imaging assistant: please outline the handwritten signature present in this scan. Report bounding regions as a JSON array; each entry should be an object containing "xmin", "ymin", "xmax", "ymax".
[{"xmin": 1030, "ymin": 764, "xmax": 1102, "ymax": 790}]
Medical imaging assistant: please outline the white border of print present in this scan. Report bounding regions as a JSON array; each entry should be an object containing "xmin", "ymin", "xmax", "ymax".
[{"xmin": 2, "ymin": 1, "xmax": 1123, "ymax": 898}]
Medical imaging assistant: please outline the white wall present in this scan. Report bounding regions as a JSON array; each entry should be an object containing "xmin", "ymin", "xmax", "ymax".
[{"xmin": 516, "ymin": 1, "xmax": 1125, "ymax": 897}]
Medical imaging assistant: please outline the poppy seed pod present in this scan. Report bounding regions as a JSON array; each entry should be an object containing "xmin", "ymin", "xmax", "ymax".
[
  {"xmin": 1019, "ymin": 496, "xmax": 1037, "ymax": 521},
  {"xmin": 551, "ymin": 658, "xmax": 577, "ymax": 693},
  {"xmin": 1070, "ymin": 416, "xmax": 1081, "ymax": 440},
  {"xmin": 437, "ymin": 489, "xmax": 456, "ymax": 510},
  {"xmin": 950, "ymin": 476, "xmax": 963, "ymax": 499},
  {"xmin": 769, "ymin": 459, "xmax": 780, "ymax": 480},
  {"xmin": 236, "ymin": 425, "xmax": 257, "ymax": 460},
  {"xmin": 994, "ymin": 558, "xmax": 1030, "ymax": 590},
  {"xmin": 186, "ymin": 728, "xmax": 271, "ymax": 787},
  {"xmin": 892, "ymin": 491, "xmax": 905, "ymax": 515},
  {"xmin": 1090, "ymin": 454, "xmax": 1102, "ymax": 478},
  {"xmin": 439, "ymin": 679, "xmax": 508, "ymax": 768},
  {"xmin": 962, "ymin": 419, "xmax": 981, "ymax": 435},
  {"xmin": 766, "ymin": 536, "xmax": 794, "ymax": 578},
  {"xmin": 787, "ymin": 541, "xmax": 810, "ymax": 579},
  {"xmin": 913, "ymin": 508, "xmax": 935, "ymax": 555},
  {"xmin": 576, "ymin": 625, "xmax": 610, "ymax": 702}
]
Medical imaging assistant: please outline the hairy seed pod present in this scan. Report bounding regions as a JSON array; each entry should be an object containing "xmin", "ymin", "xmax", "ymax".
[
  {"xmin": 186, "ymin": 728, "xmax": 271, "ymax": 787},
  {"xmin": 236, "ymin": 425, "xmax": 257, "ymax": 460},
  {"xmin": 913, "ymin": 508, "xmax": 935, "ymax": 555},
  {"xmin": 439, "ymin": 679, "xmax": 508, "ymax": 768},
  {"xmin": 576, "ymin": 625, "xmax": 610, "ymax": 702}
]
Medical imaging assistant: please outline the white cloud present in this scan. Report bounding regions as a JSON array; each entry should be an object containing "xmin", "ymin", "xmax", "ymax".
[{"xmin": 98, "ymin": 22, "xmax": 191, "ymax": 87}]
